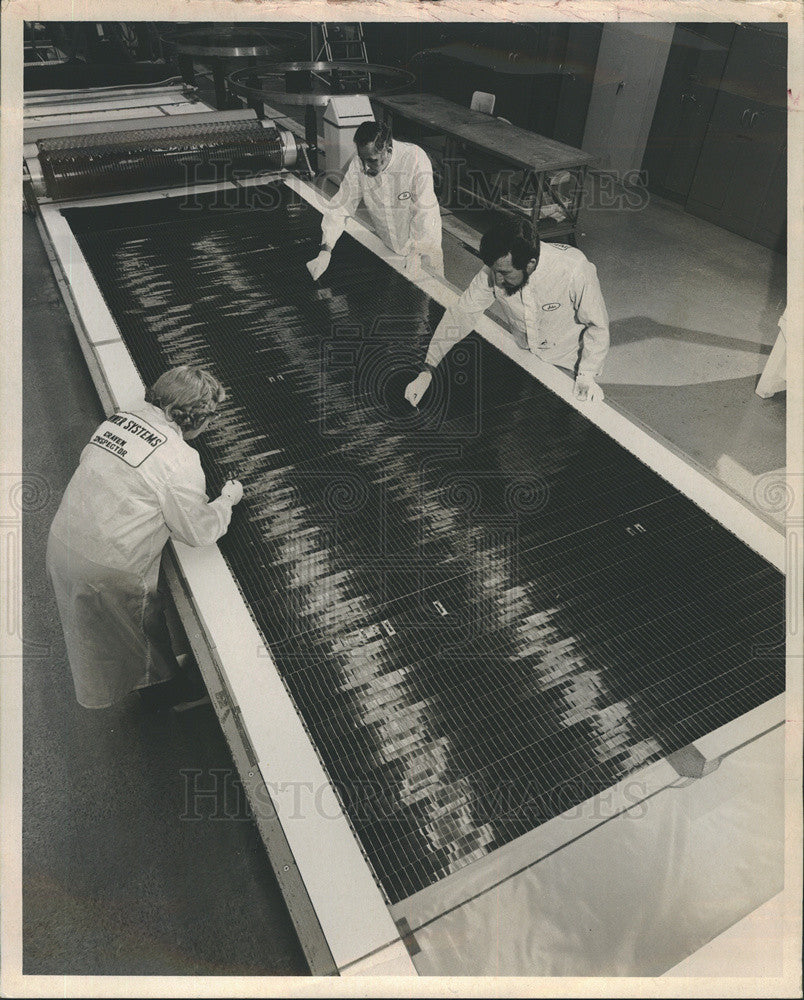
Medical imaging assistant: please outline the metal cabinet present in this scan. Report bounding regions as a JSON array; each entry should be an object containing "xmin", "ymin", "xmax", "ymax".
[
  {"xmin": 643, "ymin": 23, "xmax": 787, "ymax": 252},
  {"xmin": 685, "ymin": 25, "xmax": 787, "ymax": 251},
  {"xmin": 642, "ymin": 23, "xmax": 735, "ymax": 203}
]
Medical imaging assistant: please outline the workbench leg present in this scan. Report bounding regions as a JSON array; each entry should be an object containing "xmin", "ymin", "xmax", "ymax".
[
  {"xmin": 444, "ymin": 137, "xmax": 460, "ymax": 211},
  {"xmin": 568, "ymin": 166, "xmax": 586, "ymax": 237},
  {"xmin": 531, "ymin": 172, "xmax": 547, "ymax": 233}
]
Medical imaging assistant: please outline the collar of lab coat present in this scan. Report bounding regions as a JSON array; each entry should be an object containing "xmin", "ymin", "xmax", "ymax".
[
  {"xmin": 140, "ymin": 401, "xmax": 183, "ymax": 439},
  {"xmin": 379, "ymin": 143, "xmax": 400, "ymax": 176}
]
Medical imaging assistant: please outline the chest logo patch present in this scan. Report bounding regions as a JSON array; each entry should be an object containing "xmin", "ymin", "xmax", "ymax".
[
  {"xmin": 397, "ymin": 191, "xmax": 412, "ymax": 200},
  {"xmin": 89, "ymin": 412, "xmax": 166, "ymax": 468},
  {"xmin": 542, "ymin": 302, "xmax": 561, "ymax": 312}
]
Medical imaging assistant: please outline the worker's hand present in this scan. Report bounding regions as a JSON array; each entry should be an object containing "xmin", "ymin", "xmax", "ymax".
[
  {"xmin": 221, "ymin": 479, "xmax": 244, "ymax": 505},
  {"xmin": 404, "ymin": 371, "xmax": 433, "ymax": 407},
  {"xmin": 573, "ymin": 374, "xmax": 604, "ymax": 403},
  {"xmin": 306, "ymin": 250, "xmax": 331, "ymax": 282},
  {"xmin": 402, "ymin": 253, "xmax": 419, "ymax": 275},
  {"xmin": 402, "ymin": 253, "xmax": 431, "ymax": 279}
]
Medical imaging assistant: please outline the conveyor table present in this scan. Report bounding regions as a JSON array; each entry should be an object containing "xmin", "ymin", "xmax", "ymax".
[
  {"xmin": 63, "ymin": 182, "xmax": 784, "ymax": 906},
  {"xmin": 32, "ymin": 157, "xmax": 787, "ymax": 974}
]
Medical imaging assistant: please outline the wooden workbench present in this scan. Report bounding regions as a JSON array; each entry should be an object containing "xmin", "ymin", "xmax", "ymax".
[{"xmin": 373, "ymin": 92, "xmax": 595, "ymax": 240}]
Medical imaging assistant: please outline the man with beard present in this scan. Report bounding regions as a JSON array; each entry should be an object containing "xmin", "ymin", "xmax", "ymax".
[{"xmin": 404, "ymin": 214, "xmax": 609, "ymax": 406}]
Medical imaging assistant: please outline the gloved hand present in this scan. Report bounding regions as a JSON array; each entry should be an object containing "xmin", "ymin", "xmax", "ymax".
[
  {"xmin": 401, "ymin": 253, "xmax": 433, "ymax": 280},
  {"xmin": 306, "ymin": 250, "xmax": 331, "ymax": 281},
  {"xmin": 220, "ymin": 479, "xmax": 244, "ymax": 505},
  {"xmin": 404, "ymin": 371, "xmax": 433, "ymax": 407},
  {"xmin": 573, "ymin": 374, "xmax": 604, "ymax": 403}
]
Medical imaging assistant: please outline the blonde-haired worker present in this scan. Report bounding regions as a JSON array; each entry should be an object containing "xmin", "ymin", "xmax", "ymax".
[{"xmin": 47, "ymin": 365, "xmax": 243, "ymax": 709}]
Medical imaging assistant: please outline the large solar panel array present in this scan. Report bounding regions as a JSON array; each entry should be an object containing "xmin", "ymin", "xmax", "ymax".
[{"xmin": 65, "ymin": 184, "xmax": 785, "ymax": 904}]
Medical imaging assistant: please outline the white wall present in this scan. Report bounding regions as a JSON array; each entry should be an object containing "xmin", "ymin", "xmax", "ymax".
[{"xmin": 582, "ymin": 23, "xmax": 675, "ymax": 175}]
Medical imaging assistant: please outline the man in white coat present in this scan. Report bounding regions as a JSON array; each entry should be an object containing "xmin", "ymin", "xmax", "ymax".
[
  {"xmin": 47, "ymin": 365, "xmax": 243, "ymax": 709},
  {"xmin": 306, "ymin": 120, "xmax": 444, "ymax": 280},
  {"xmin": 404, "ymin": 215, "xmax": 609, "ymax": 406}
]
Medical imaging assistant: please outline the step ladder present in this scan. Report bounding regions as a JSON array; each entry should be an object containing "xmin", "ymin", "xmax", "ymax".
[
  {"xmin": 311, "ymin": 24, "xmax": 371, "ymax": 97},
  {"xmin": 313, "ymin": 23, "xmax": 369, "ymax": 63}
]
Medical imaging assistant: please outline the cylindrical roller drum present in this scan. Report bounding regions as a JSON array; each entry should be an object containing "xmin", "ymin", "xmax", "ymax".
[{"xmin": 36, "ymin": 119, "xmax": 297, "ymax": 199}]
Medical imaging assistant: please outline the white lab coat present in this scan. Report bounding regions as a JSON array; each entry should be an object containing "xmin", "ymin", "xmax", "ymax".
[
  {"xmin": 46, "ymin": 403, "xmax": 234, "ymax": 708},
  {"xmin": 321, "ymin": 140, "xmax": 444, "ymax": 275},
  {"xmin": 425, "ymin": 242, "xmax": 610, "ymax": 377}
]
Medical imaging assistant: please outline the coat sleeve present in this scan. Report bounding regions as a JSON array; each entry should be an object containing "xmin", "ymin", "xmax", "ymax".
[
  {"xmin": 423, "ymin": 267, "xmax": 496, "ymax": 368},
  {"xmin": 320, "ymin": 156, "xmax": 362, "ymax": 251},
  {"xmin": 404, "ymin": 148, "xmax": 442, "ymax": 260},
  {"xmin": 159, "ymin": 450, "xmax": 233, "ymax": 548},
  {"xmin": 570, "ymin": 260, "xmax": 610, "ymax": 377}
]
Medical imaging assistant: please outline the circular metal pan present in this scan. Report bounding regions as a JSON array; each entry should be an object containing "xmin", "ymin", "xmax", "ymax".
[
  {"xmin": 164, "ymin": 26, "xmax": 306, "ymax": 60},
  {"xmin": 227, "ymin": 61, "xmax": 416, "ymax": 107}
]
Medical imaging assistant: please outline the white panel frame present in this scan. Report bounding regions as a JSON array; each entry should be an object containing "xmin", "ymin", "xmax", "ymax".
[
  {"xmin": 37, "ymin": 168, "xmax": 786, "ymax": 977},
  {"xmin": 23, "ymin": 108, "xmax": 252, "ymax": 143},
  {"xmin": 24, "ymin": 91, "xmax": 194, "ymax": 111},
  {"xmin": 36, "ymin": 194, "xmax": 416, "ymax": 976},
  {"xmin": 24, "ymin": 107, "xmax": 171, "ymax": 128}
]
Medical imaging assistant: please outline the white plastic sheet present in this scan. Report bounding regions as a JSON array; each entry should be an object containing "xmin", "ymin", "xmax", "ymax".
[{"xmin": 405, "ymin": 724, "xmax": 784, "ymax": 977}]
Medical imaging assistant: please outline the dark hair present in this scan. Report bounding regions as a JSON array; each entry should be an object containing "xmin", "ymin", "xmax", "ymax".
[
  {"xmin": 354, "ymin": 120, "xmax": 392, "ymax": 150},
  {"xmin": 479, "ymin": 214, "xmax": 540, "ymax": 271}
]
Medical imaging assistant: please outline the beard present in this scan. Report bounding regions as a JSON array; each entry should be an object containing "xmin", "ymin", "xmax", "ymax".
[{"xmin": 502, "ymin": 270, "xmax": 530, "ymax": 296}]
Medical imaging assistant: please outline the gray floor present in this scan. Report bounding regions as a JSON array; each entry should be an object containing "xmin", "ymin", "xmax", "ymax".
[{"xmin": 21, "ymin": 162, "xmax": 787, "ymax": 975}]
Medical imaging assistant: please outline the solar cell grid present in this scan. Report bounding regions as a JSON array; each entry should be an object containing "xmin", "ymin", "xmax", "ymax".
[{"xmin": 65, "ymin": 183, "xmax": 785, "ymax": 904}]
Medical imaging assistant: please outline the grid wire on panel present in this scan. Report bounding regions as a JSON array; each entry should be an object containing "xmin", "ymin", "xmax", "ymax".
[{"xmin": 64, "ymin": 184, "xmax": 785, "ymax": 904}]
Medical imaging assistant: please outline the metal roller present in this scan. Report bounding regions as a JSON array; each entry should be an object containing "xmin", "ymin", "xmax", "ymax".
[{"xmin": 32, "ymin": 118, "xmax": 306, "ymax": 200}]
